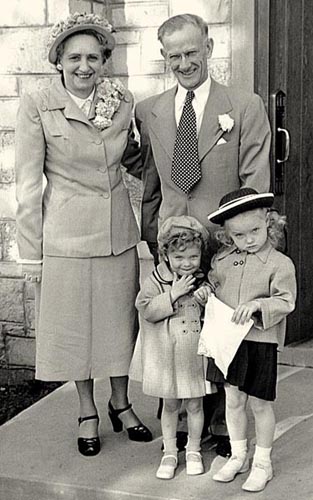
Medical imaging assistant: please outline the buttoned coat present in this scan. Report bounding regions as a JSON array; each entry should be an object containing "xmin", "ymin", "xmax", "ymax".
[
  {"xmin": 208, "ymin": 241, "xmax": 297, "ymax": 349},
  {"xmin": 135, "ymin": 261, "xmax": 206, "ymax": 399},
  {"xmin": 15, "ymin": 78, "xmax": 140, "ymax": 260},
  {"xmin": 135, "ymin": 79, "xmax": 271, "ymax": 243}
]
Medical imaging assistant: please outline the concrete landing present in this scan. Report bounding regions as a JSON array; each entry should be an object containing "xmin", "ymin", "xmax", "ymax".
[
  {"xmin": 279, "ymin": 338, "xmax": 313, "ymax": 368},
  {"xmin": 1, "ymin": 366, "xmax": 313, "ymax": 500}
]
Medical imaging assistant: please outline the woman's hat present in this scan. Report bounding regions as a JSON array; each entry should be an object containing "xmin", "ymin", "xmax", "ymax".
[
  {"xmin": 158, "ymin": 215, "xmax": 210, "ymax": 247},
  {"xmin": 48, "ymin": 12, "xmax": 116, "ymax": 64},
  {"xmin": 208, "ymin": 187, "xmax": 274, "ymax": 225}
]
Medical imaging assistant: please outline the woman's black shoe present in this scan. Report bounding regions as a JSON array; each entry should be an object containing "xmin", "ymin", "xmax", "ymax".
[
  {"xmin": 77, "ymin": 415, "xmax": 100, "ymax": 456},
  {"xmin": 108, "ymin": 401, "xmax": 152, "ymax": 442}
]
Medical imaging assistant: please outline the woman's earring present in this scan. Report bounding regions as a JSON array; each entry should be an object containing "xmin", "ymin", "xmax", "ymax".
[{"xmin": 56, "ymin": 63, "xmax": 63, "ymax": 71}]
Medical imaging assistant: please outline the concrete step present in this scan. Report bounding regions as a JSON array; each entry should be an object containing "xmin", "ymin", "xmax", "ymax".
[
  {"xmin": 279, "ymin": 338, "xmax": 313, "ymax": 368},
  {"xmin": 1, "ymin": 366, "xmax": 313, "ymax": 500}
]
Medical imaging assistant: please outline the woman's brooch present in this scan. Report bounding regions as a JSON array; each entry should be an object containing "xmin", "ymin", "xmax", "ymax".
[
  {"xmin": 218, "ymin": 113, "xmax": 234, "ymax": 133},
  {"xmin": 93, "ymin": 78, "xmax": 126, "ymax": 130}
]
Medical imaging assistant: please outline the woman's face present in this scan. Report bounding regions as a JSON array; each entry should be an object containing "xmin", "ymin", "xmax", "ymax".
[{"xmin": 60, "ymin": 33, "xmax": 105, "ymax": 98}]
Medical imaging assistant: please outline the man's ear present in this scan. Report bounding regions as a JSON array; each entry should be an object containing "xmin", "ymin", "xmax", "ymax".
[{"xmin": 206, "ymin": 38, "xmax": 214, "ymax": 58}]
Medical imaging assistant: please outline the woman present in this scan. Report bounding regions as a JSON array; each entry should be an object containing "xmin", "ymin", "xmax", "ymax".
[{"xmin": 15, "ymin": 12, "xmax": 151, "ymax": 456}]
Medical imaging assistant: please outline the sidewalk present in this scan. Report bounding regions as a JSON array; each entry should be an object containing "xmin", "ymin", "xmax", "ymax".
[{"xmin": 0, "ymin": 365, "xmax": 313, "ymax": 500}]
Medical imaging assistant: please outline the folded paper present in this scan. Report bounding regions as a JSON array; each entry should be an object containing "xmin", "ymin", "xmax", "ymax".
[{"xmin": 198, "ymin": 295, "xmax": 253, "ymax": 377}]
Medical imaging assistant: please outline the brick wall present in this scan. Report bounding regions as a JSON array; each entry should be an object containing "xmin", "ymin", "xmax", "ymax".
[{"xmin": 0, "ymin": 0, "xmax": 238, "ymax": 383}]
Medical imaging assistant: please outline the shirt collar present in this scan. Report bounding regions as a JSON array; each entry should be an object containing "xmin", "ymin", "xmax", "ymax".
[
  {"xmin": 216, "ymin": 240, "xmax": 274, "ymax": 263},
  {"xmin": 66, "ymin": 87, "xmax": 96, "ymax": 108},
  {"xmin": 176, "ymin": 75, "xmax": 211, "ymax": 108}
]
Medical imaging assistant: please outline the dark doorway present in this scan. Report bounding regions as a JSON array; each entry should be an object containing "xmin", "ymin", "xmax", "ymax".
[{"xmin": 255, "ymin": 0, "xmax": 313, "ymax": 344}]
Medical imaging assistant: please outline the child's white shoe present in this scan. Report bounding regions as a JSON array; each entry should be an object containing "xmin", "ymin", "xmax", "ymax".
[
  {"xmin": 156, "ymin": 454, "xmax": 178, "ymax": 480},
  {"xmin": 186, "ymin": 451, "xmax": 204, "ymax": 475},
  {"xmin": 242, "ymin": 462, "xmax": 273, "ymax": 492},
  {"xmin": 213, "ymin": 455, "xmax": 249, "ymax": 482}
]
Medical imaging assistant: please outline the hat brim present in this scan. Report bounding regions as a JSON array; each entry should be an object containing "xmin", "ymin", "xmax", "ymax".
[
  {"xmin": 48, "ymin": 24, "xmax": 115, "ymax": 64},
  {"xmin": 208, "ymin": 193, "xmax": 274, "ymax": 225}
]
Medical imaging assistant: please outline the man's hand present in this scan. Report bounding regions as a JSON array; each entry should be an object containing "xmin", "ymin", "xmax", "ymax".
[
  {"xmin": 194, "ymin": 285, "xmax": 211, "ymax": 306},
  {"xmin": 22, "ymin": 263, "xmax": 42, "ymax": 283},
  {"xmin": 170, "ymin": 272, "xmax": 196, "ymax": 303},
  {"xmin": 231, "ymin": 300, "xmax": 261, "ymax": 324}
]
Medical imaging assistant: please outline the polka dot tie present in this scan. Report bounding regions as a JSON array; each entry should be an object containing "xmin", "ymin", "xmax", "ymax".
[{"xmin": 171, "ymin": 90, "xmax": 201, "ymax": 193}]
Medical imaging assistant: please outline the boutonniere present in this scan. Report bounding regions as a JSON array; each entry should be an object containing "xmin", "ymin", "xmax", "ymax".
[
  {"xmin": 93, "ymin": 78, "xmax": 126, "ymax": 130},
  {"xmin": 218, "ymin": 113, "xmax": 234, "ymax": 133}
]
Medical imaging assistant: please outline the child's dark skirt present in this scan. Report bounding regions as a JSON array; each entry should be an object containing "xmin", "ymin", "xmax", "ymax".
[{"xmin": 206, "ymin": 340, "xmax": 278, "ymax": 401}]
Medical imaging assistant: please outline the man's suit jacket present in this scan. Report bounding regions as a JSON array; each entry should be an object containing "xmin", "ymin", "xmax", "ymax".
[
  {"xmin": 135, "ymin": 79, "xmax": 271, "ymax": 244},
  {"xmin": 15, "ymin": 78, "xmax": 140, "ymax": 261}
]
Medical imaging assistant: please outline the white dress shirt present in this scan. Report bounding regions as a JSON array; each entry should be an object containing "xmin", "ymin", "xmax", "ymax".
[
  {"xmin": 175, "ymin": 76, "xmax": 211, "ymax": 135},
  {"xmin": 67, "ymin": 87, "xmax": 96, "ymax": 116}
]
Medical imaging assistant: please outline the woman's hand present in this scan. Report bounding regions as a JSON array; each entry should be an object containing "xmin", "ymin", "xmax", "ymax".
[
  {"xmin": 22, "ymin": 263, "xmax": 42, "ymax": 283},
  {"xmin": 231, "ymin": 300, "xmax": 261, "ymax": 324},
  {"xmin": 170, "ymin": 272, "xmax": 196, "ymax": 303},
  {"xmin": 194, "ymin": 285, "xmax": 211, "ymax": 306}
]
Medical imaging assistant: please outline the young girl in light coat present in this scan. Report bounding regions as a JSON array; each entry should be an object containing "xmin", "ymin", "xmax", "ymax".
[{"xmin": 136, "ymin": 215, "xmax": 211, "ymax": 479}]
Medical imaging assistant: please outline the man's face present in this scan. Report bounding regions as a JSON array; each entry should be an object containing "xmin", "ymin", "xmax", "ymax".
[{"xmin": 161, "ymin": 24, "xmax": 213, "ymax": 91}]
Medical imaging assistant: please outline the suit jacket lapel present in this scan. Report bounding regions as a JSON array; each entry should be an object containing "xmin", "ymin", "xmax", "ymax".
[
  {"xmin": 150, "ymin": 86, "xmax": 177, "ymax": 159},
  {"xmin": 47, "ymin": 78, "xmax": 94, "ymax": 128},
  {"xmin": 198, "ymin": 79, "xmax": 233, "ymax": 161}
]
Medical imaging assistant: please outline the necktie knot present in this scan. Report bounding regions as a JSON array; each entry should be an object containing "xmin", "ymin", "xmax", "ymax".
[{"xmin": 186, "ymin": 90, "xmax": 195, "ymax": 103}]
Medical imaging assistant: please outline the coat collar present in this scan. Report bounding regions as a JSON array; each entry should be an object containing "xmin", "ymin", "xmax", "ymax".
[
  {"xmin": 44, "ymin": 77, "xmax": 132, "ymax": 131},
  {"xmin": 149, "ymin": 78, "xmax": 233, "ymax": 161},
  {"xmin": 46, "ymin": 77, "xmax": 94, "ymax": 127},
  {"xmin": 216, "ymin": 239, "xmax": 274, "ymax": 264}
]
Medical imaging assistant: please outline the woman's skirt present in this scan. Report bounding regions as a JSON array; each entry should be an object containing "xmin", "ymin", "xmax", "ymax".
[
  {"xmin": 206, "ymin": 340, "xmax": 278, "ymax": 401},
  {"xmin": 35, "ymin": 248, "xmax": 139, "ymax": 381}
]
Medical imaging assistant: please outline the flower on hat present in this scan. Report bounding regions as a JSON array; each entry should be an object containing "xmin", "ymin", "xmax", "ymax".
[
  {"xmin": 218, "ymin": 113, "xmax": 234, "ymax": 133},
  {"xmin": 92, "ymin": 78, "xmax": 126, "ymax": 130},
  {"xmin": 49, "ymin": 12, "xmax": 114, "ymax": 43}
]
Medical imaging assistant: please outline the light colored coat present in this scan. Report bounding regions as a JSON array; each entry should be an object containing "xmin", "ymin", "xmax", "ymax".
[
  {"xmin": 135, "ymin": 79, "xmax": 271, "ymax": 243},
  {"xmin": 208, "ymin": 241, "xmax": 297, "ymax": 349},
  {"xmin": 15, "ymin": 78, "xmax": 140, "ymax": 260},
  {"xmin": 135, "ymin": 261, "xmax": 206, "ymax": 399}
]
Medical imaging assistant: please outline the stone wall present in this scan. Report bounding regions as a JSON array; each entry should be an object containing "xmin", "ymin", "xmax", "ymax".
[{"xmin": 0, "ymin": 0, "xmax": 236, "ymax": 383}]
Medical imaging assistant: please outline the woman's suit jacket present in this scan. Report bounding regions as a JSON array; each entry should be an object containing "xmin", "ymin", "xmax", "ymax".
[
  {"xmin": 15, "ymin": 78, "xmax": 140, "ymax": 260},
  {"xmin": 135, "ymin": 79, "xmax": 272, "ymax": 244}
]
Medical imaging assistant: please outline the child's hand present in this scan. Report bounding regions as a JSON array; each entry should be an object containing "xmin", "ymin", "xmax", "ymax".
[
  {"xmin": 170, "ymin": 272, "xmax": 196, "ymax": 303},
  {"xmin": 232, "ymin": 300, "xmax": 261, "ymax": 324},
  {"xmin": 194, "ymin": 286, "xmax": 211, "ymax": 306}
]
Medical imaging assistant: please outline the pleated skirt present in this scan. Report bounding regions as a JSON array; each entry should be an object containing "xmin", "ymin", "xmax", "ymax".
[{"xmin": 34, "ymin": 248, "xmax": 139, "ymax": 381}]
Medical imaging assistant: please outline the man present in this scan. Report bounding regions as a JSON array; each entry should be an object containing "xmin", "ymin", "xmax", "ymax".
[{"xmin": 134, "ymin": 13, "xmax": 271, "ymax": 455}]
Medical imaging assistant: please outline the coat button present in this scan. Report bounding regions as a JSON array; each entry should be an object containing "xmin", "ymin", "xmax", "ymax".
[
  {"xmin": 93, "ymin": 138, "xmax": 103, "ymax": 145},
  {"xmin": 233, "ymin": 261, "xmax": 238, "ymax": 266}
]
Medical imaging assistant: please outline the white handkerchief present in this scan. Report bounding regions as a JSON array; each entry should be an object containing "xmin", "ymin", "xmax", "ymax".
[
  {"xmin": 198, "ymin": 295, "xmax": 253, "ymax": 377},
  {"xmin": 216, "ymin": 137, "xmax": 227, "ymax": 145}
]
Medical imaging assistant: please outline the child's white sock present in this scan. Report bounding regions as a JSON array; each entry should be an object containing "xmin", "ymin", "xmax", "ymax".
[
  {"xmin": 253, "ymin": 445, "xmax": 272, "ymax": 465},
  {"xmin": 230, "ymin": 439, "xmax": 248, "ymax": 459},
  {"xmin": 163, "ymin": 438, "xmax": 178, "ymax": 455},
  {"xmin": 185, "ymin": 436, "xmax": 201, "ymax": 452}
]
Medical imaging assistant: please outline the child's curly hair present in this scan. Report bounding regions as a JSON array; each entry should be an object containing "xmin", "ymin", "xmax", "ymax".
[
  {"xmin": 214, "ymin": 208, "xmax": 287, "ymax": 251},
  {"xmin": 159, "ymin": 229, "xmax": 206, "ymax": 261}
]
